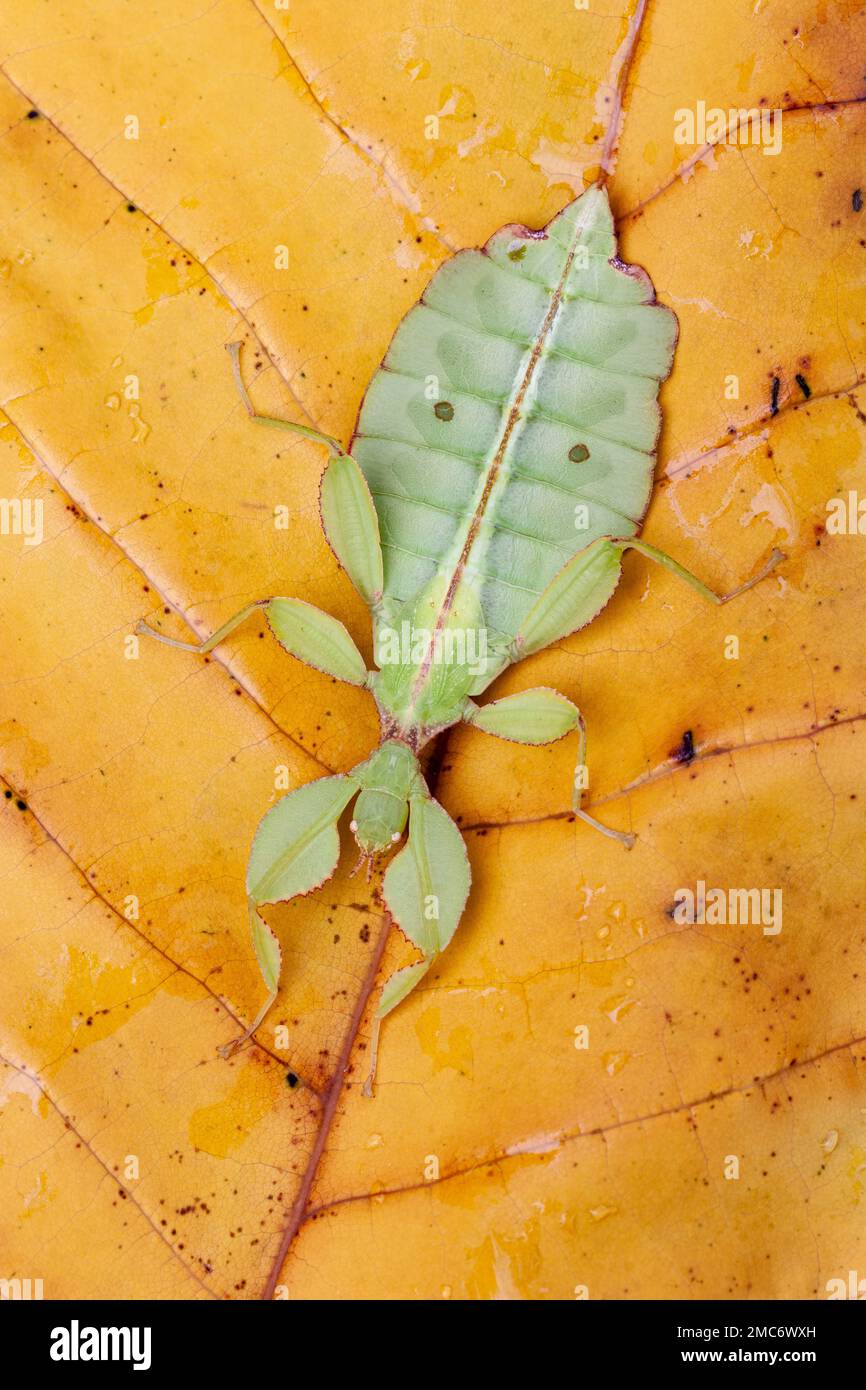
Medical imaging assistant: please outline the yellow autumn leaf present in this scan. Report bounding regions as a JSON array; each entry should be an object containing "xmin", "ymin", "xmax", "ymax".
[{"xmin": 0, "ymin": 0, "xmax": 864, "ymax": 1303}]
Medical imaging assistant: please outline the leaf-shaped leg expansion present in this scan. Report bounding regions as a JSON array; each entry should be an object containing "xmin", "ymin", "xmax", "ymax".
[
  {"xmin": 363, "ymin": 791, "xmax": 471, "ymax": 1093},
  {"xmin": 319, "ymin": 452, "xmax": 384, "ymax": 612},
  {"xmin": 514, "ymin": 536, "xmax": 785, "ymax": 660},
  {"xmin": 465, "ymin": 687, "xmax": 635, "ymax": 847},
  {"xmin": 219, "ymin": 774, "xmax": 360, "ymax": 1058},
  {"xmin": 380, "ymin": 793, "xmax": 471, "ymax": 1011}
]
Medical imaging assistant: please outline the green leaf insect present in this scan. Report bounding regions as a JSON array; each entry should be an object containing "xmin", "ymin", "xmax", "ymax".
[{"xmin": 138, "ymin": 184, "xmax": 783, "ymax": 1067}]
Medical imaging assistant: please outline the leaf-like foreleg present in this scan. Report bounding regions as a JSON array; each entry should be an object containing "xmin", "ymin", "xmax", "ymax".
[
  {"xmin": 362, "ymin": 790, "xmax": 471, "ymax": 1094},
  {"xmin": 366, "ymin": 789, "xmax": 469, "ymax": 1056},
  {"xmin": 220, "ymin": 774, "xmax": 360, "ymax": 1057},
  {"xmin": 217, "ymin": 898, "xmax": 282, "ymax": 1059},
  {"xmin": 378, "ymin": 791, "xmax": 471, "ymax": 1014}
]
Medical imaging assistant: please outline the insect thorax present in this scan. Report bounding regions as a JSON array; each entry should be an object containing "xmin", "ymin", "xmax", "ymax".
[{"xmin": 350, "ymin": 739, "xmax": 423, "ymax": 854}]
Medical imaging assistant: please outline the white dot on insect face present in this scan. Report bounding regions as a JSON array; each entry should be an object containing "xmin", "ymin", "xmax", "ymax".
[
  {"xmin": 349, "ymin": 820, "xmax": 358, "ymax": 832},
  {"xmin": 391, "ymin": 832, "xmax": 401, "ymax": 842}
]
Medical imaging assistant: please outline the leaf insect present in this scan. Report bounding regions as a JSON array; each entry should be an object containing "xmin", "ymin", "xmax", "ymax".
[{"xmin": 139, "ymin": 185, "xmax": 783, "ymax": 1073}]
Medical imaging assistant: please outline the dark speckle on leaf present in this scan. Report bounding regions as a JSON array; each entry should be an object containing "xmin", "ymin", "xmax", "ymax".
[
  {"xmin": 26, "ymin": 109, "xmax": 40, "ymax": 120},
  {"xmin": 795, "ymin": 373, "xmax": 811, "ymax": 399},
  {"xmin": 126, "ymin": 203, "xmax": 137, "ymax": 213},
  {"xmin": 854, "ymin": 189, "xmax": 863, "ymax": 213},
  {"xmin": 568, "ymin": 443, "xmax": 590, "ymax": 463},
  {"xmin": 672, "ymin": 730, "xmax": 695, "ymax": 764},
  {"xmin": 770, "ymin": 376, "xmax": 781, "ymax": 415},
  {"xmin": 285, "ymin": 1072, "xmax": 299, "ymax": 1089},
  {"xmin": 434, "ymin": 400, "xmax": 454, "ymax": 421}
]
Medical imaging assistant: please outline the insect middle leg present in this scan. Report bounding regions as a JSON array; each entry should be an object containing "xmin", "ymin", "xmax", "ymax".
[{"xmin": 463, "ymin": 687, "xmax": 634, "ymax": 845}]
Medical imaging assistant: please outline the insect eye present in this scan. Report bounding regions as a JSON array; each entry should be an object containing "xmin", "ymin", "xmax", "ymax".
[
  {"xmin": 568, "ymin": 443, "xmax": 590, "ymax": 463},
  {"xmin": 434, "ymin": 400, "xmax": 454, "ymax": 421}
]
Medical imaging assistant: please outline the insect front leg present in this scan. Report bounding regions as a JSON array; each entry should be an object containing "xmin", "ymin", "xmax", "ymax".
[
  {"xmin": 463, "ymin": 687, "xmax": 634, "ymax": 846},
  {"xmin": 379, "ymin": 790, "xmax": 471, "ymax": 1013},
  {"xmin": 362, "ymin": 789, "xmax": 471, "ymax": 1095},
  {"xmin": 221, "ymin": 773, "xmax": 361, "ymax": 1058},
  {"xmin": 218, "ymin": 898, "xmax": 282, "ymax": 1059}
]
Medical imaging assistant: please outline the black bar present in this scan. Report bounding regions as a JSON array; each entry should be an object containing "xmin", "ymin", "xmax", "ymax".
[{"xmin": 3, "ymin": 1296, "xmax": 860, "ymax": 1374}]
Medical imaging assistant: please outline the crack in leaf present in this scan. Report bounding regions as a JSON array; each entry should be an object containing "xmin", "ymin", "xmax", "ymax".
[
  {"xmin": 0, "ymin": 1050, "xmax": 221, "ymax": 1298},
  {"xmin": 303, "ymin": 1031, "xmax": 866, "ymax": 1223},
  {"xmin": 0, "ymin": 394, "xmax": 334, "ymax": 780},
  {"xmin": 459, "ymin": 714, "xmax": 865, "ymax": 833},
  {"xmin": 617, "ymin": 95, "xmax": 866, "ymax": 225},
  {"xmin": 0, "ymin": 770, "xmax": 320, "ymax": 1091}
]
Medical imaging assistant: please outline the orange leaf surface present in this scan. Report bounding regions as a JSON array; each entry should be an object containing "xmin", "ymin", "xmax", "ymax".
[{"xmin": 0, "ymin": 0, "xmax": 864, "ymax": 1300}]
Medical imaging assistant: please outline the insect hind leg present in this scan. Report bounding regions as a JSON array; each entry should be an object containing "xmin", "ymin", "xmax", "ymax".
[
  {"xmin": 615, "ymin": 538, "xmax": 784, "ymax": 604},
  {"xmin": 226, "ymin": 341, "xmax": 341, "ymax": 452}
]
